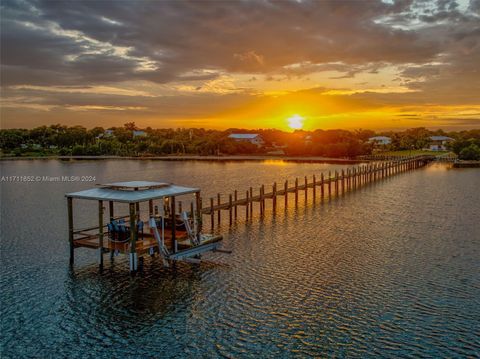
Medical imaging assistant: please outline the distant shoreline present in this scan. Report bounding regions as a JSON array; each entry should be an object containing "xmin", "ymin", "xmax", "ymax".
[{"xmin": 0, "ymin": 154, "xmax": 366, "ymax": 164}]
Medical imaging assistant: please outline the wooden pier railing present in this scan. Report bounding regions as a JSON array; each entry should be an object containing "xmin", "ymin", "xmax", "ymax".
[{"xmin": 198, "ymin": 155, "xmax": 433, "ymax": 230}]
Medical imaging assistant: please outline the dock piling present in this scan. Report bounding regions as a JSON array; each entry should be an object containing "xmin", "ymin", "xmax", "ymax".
[
  {"xmin": 98, "ymin": 200, "xmax": 104, "ymax": 270},
  {"xmin": 273, "ymin": 182, "xmax": 277, "ymax": 212},
  {"xmin": 67, "ymin": 197, "xmax": 74, "ymax": 265},
  {"xmin": 210, "ymin": 197, "xmax": 214, "ymax": 230},
  {"xmin": 320, "ymin": 173, "xmax": 324, "ymax": 199},
  {"xmin": 229, "ymin": 194, "xmax": 233, "ymax": 226},
  {"xmin": 129, "ymin": 203, "xmax": 138, "ymax": 272},
  {"xmin": 217, "ymin": 193, "xmax": 221, "ymax": 225},
  {"xmin": 313, "ymin": 175, "xmax": 316, "ymax": 200},
  {"xmin": 234, "ymin": 190, "xmax": 238, "ymax": 219},
  {"xmin": 304, "ymin": 176, "xmax": 308, "ymax": 202},
  {"xmin": 295, "ymin": 178, "xmax": 299, "ymax": 206},
  {"xmin": 249, "ymin": 187, "xmax": 253, "ymax": 214},
  {"xmin": 328, "ymin": 171, "xmax": 332, "ymax": 199}
]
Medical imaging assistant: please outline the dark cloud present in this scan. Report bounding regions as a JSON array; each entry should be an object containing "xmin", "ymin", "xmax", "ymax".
[
  {"xmin": 1, "ymin": 0, "xmax": 449, "ymax": 86},
  {"xmin": 1, "ymin": 0, "xmax": 479, "ymax": 129}
]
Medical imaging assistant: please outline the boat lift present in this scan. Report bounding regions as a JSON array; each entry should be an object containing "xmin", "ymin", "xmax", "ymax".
[{"xmin": 65, "ymin": 181, "xmax": 226, "ymax": 272}]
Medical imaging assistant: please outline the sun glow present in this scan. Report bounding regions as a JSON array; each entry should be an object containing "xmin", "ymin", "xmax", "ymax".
[{"xmin": 287, "ymin": 114, "xmax": 304, "ymax": 130}]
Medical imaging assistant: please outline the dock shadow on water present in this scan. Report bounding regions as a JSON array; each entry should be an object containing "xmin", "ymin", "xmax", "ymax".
[{"xmin": 64, "ymin": 259, "xmax": 227, "ymax": 330}]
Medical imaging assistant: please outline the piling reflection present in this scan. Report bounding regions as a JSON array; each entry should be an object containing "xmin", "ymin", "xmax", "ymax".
[{"xmin": 63, "ymin": 258, "xmax": 229, "ymax": 334}]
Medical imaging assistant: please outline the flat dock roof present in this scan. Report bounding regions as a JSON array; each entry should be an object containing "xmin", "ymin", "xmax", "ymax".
[{"xmin": 66, "ymin": 181, "xmax": 199, "ymax": 202}]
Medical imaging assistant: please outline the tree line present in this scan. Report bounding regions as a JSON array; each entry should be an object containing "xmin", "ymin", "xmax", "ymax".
[{"xmin": 1, "ymin": 123, "xmax": 479, "ymax": 159}]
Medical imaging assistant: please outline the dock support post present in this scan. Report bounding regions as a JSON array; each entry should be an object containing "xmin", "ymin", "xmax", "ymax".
[
  {"xmin": 341, "ymin": 169, "xmax": 345, "ymax": 194},
  {"xmin": 321, "ymin": 173, "xmax": 325, "ymax": 199},
  {"xmin": 171, "ymin": 197, "xmax": 177, "ymax": 253},
  {"xmin": 148, "ymin": 200, "xmax": 153, "ymax": 217},
  {"xmin": 250, "ymin": 188, "xmax": 254, "ymax": 217},
  {"xmin": 210, "ymin": 197, "xmax": 214, "ymax": 231},
  {"xmin": 346, "ymin": 169, "xmax": 349, "ymax": 191},
  {"xmin": 328, "ymin": 171, "xmax": 332, "ymax": 199},
  {"xmin": 229, "ymin": 194, "xmax": 233, "ymax": 226},
  {"xmin": 272, "ymin": 182, "xmax": 277, "ymax": 212},
  {"xmin": 217, "ymin": 193, "xmax": 221, "ymax": 225},
  {"xmin": 259, "ymin": 186, "xmax": 263, "ymax": 216},
  {"xmin": 234, "ymin": 190, "xmax": 238, "ymax": 219},
  {"xmin": 246, "ymin": 191, "xmax": 249, "ymax": 219},
  {"xmin": 98, "ymin": 200, "xmax": 104, "ymax": 270},
  {"xmin": 313, "ymin": 175, "xmax": 316, "ymax": 200},
  {"xmin": 295, "ymin": 178, "xmax": 299, "ymax": 206},
  {"xmin": 129, "ymin": 203, "xmax": 138, "ymax": 272},
  {"xmin": 109, "ymin": 201, "xmax": 114, "ymax": 220},
  {"xmin": 108, "ymin": 200, "xmax": 114, "ymax": 259},
  {"xmin": 260, "ymin": 185, "xmax": 265, "ymax": 216},
  {"xmin": 335, "ymin": 171, "xmax": 339, "ymax": 195},
  {"xmin": 67, "ymin": 197, "xmax": 74, "ymax": 265},
  {"xmin": 196, "ymin": 193, "xmax": 202, "ymax": 232},
  {"xmin": 284, "ymin": 180, "xmax": 288, "ymax": 208},
  {"xmin": 304, "ymin": 176, "xmax": 308, "ymax": 202}
]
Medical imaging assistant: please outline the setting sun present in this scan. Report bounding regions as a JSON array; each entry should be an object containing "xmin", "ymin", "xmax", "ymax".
[{"xmin": 287, "ymin": 114, "xmax": 304, "ymax": 130}]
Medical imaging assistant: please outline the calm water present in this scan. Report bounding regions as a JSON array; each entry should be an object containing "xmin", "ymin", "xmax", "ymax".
[{"xmin": 1, "ymin": 160, "xmax": 479, "ymax": 358}]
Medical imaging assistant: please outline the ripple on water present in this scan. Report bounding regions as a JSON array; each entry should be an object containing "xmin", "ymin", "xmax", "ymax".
[{"xmin": 1, "ymin": 161, "xmax": 479, "ymax": 358}]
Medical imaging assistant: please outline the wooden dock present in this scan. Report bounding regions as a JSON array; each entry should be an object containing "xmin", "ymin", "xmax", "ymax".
[
  {"xmin": 197, "ymin": 156, "xmax": 433, "ymax": 230},
  {"xmin": 65, "ymin": 155, "xmax": 434, "ymax": 271}
]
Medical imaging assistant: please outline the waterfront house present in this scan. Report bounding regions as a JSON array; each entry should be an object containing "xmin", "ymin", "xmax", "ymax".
[
  {"xmin": 133, "ymin": 130, "xmax": 147, "ymax": 138},
  {"xmin": 428, "ymin": 136, "xmax": 453, "ymax": 151},
  {"xmin": 228, "ymin": 133, "xmax": 264, "ymax": 147},
  {"xmin": 104, "ymin": 129, "xmax": 114, "ymax": 137},
  {"xmin": 368, "ymin": 136, "xmax": 392, "ymax": 146}
]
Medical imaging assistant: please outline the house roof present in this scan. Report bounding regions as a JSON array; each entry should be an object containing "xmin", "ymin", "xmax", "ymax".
[
  {"xmin": 368, "ymin": 136, "xmax": 391, "ymax": 140},
  {"xmin": 228, "ymin": 133, "xmax": 261, "ymax": 139},
  {"xmin": 66, "ymin": 181, "xmax": 199, "ymax": 202},
  {"xmin": 430, "ymin": 136, "xmax": 453, "ymax": 141}
]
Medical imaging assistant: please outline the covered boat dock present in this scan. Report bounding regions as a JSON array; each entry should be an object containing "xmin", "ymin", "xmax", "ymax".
[{"xmin": 66, "ymin": 181, "xmax": 223, "ymax": 272}]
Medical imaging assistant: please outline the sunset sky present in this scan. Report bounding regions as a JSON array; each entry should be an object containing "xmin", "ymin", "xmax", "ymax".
[{"xmin": 1, "ymin": 0, "xmax": 480, "ymax": 131}]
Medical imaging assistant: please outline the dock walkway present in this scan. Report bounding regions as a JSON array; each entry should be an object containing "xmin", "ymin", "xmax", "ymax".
[{"xmin": 199, "ymin": 156, "xmax": 433, "ymax": 230}]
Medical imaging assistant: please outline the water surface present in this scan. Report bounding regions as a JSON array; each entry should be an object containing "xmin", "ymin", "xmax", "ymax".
[{"xmin": 1, "ymin": 160, "xmax": 479, "ymax": 358}]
